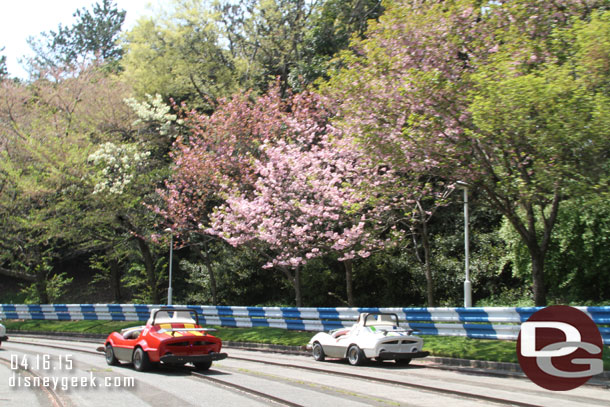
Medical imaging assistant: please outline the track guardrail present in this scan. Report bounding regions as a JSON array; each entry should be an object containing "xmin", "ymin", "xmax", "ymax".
[{"xmin": 1, "ymin": 304, "xmax": 608, "ymax": 344}]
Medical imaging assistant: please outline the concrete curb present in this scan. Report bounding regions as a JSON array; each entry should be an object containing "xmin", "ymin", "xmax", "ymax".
[
  {"xmin": 181, "ymin": 339, "xmax": 610, "ymax": 383},
  {"xmin": 8, "ymin": 330, "xmax": 107, "ymax": 340}
]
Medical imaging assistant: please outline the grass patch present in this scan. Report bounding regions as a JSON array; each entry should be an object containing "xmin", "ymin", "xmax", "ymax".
[
  {"xmin": 214, "ymin": 326, "xmax": 312, "ymax": 346},
  {"xmin": 3, "ymin": 320, "xmax": 608, "ymax": 370},
  {"xmin": 2, "ymin": 319, "xmax": 138, "ymax": 334},
  {"xmin": 421, "ymin": 335, "xmax": 610, "ymax": 371},
  {"xmin": 421, "ymin": 335, "xmax": 519, "ymax": 363}
]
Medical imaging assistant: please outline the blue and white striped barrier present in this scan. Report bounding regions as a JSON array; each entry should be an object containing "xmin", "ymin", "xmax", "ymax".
[{"xmin": 1, "ymin": 304, "xmax": 609, "ymax": 345}]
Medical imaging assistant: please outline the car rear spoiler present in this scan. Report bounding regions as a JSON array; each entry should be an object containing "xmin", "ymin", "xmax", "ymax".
[{"xmin": 157, "ymin": 327, "xmax": 217, "ymax": 334}]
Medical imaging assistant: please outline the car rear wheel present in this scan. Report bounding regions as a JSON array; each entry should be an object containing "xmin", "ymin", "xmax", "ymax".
[
  {"xmin": 347, "ymin": 345, "xmax": 365, "ymax": 366},
  {"xmin": 194, "ymin": 361, "xmax": 213, "ymax": 371},
  {"xmin": 133, "ymin": 347, "xmax": 152, "ymax": 372},
  {"xmin": 105, "ymin": 344, "xmax": 119, "ymax": 366},
  {"xmin": 312, "ymin": 342, "xmax": 325, "ymax": 361}
]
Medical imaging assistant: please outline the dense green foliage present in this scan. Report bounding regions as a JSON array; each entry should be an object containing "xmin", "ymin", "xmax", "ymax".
[
  {"xmin": 0, "ymin": 48, "xmax": 6, "ymax": 79},
  {"xmin": 27, "ymin": 0, "xmax": 126, "ymax": 71},
  {"xmin": 0, "ymin": 0, "xmax": 608, "ymax": 308}
]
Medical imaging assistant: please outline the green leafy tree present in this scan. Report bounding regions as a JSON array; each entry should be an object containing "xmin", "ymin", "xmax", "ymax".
[
  {"xmin": 289, "ymin": 0, "xmax": 384, "ymax": 89},
  {"xmin": 0, "ymin": 64, "xmax": 164, "ymax": 303},
  {"xmin": 121, "ymin": 0, "xmax": 237, "ymax": 110},
  {"xmin": 87, "ymin": 138, "xmax": 171, "ymax": 304},
  {"xmin": 27, "ymin": 0, "xmax": 126, "ymax": 72},
  {"xmin": 323, "ymin": 0, "xmax": 610, "ymax": 306},
  {"xmin": 216, "ymin": 0, "xmax": 318, "ymax": 93},
  {"xmin": 503, "ymin": 195, "xmax": 610, "ymax": 304},
  {"xmin": 0, "ymin": 47, "xmax": 7, "ymax": 79},
  {"xmin": 123, "ymin": 0, "xmax": 385, "ymax": 105},
  {"xmin": 0, "ymin": 66, "xmax": 105, "ymax": 301},
  {"xmin": 465, "ymin": 7, "xmax": 610, "ymax": 305}
]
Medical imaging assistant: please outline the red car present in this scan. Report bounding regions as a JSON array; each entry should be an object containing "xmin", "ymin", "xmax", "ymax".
[{"xmin": 103, "ymin": 307, "xmax": 227, "ymax": 371}]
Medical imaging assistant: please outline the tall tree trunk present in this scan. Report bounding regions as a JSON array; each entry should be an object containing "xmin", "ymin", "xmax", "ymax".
[
  {"xmin": 200, "ymin": 245, "xmax": 218, "ymax": 305},
  {"xmin": 135, "ymin": 237, "xmax": 159, "ymax": 304},
  {"xmin": 109, "ymin": 257, "xmax": 122, "ymax": 303},
  {"xmin": 413, "ymin": 202, "xmax": 435, "ymax": 307},
  {"xmin": 343, "ymin": 259, "xmax": 355, "ymax": 307},
  {"xmin": 279, "ymin": 266, "xmax": 302, "ymax": 307},
  {"xmin": 294, "ymin": 266, "xmax": 302, "ymax": 307},
  {"xmin": 421, "ymin": 220, "xmax": 435, "ymax": 308},
  {"xmin": 116, "ymin": 215, "xmax": 160, "ymax": 304},
  {"xmin": 483, "ymin": 187, "xmax": 561, "ymax": 308},
  {"xmin": 35, "ymin": 270, "xmax": 49, "ymax": 303},
  {"xmin": 531, "ymin": 249, "xmax": 546, "ymax": 306}
]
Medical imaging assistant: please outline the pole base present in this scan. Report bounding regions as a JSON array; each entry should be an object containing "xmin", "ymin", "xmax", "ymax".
[{"xmin": 464, "ymin": 280, "xmax": 472, "ymax": 307}]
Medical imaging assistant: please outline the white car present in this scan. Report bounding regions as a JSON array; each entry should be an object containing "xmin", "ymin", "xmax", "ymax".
[
  {"xmin": 0, "ymin": 322, "xmax": 7, "ymax": 347},
  {"xmin": 306, "ymin": 312, "xmax": 429, "ymax": 365}
]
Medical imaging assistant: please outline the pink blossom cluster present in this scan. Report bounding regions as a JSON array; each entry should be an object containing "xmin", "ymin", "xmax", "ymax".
[
  {"xmin": 203, "ymin": 91, "xmax": 405, "ymax": 269},
  {"xmin": 209, "ymin": 130, "xmax": 400, "ymax": 268},
  {"xmin": 157, "ymin": 86, "xmax": 297, "ymax": 239}
]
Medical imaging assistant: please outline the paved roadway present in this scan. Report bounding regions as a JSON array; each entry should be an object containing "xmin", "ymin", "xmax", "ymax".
[{"xmin": 0, "ymin": 337, "xmax": 608, "ymax": 406}]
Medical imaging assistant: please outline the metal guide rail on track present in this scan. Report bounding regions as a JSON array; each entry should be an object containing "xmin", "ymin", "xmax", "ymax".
[
  {"xmin": 3, "ymin": 336, "xmax": 560, "ymax": 407},
  {"xmin": 0, "ymin": 354, "xmax": 65, "ymax": 407},
  {"xmin": 224, "ymin": 354, "xmax": 546, "ymax": 407},
  {"xmin": 4, "ymin": 338, "xmax": 301, "ymax": 407}
]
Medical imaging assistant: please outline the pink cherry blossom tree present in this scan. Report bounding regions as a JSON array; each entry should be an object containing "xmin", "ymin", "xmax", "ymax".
[
  {"xmin": 162, "ymin": 84, "xmax": 445, "ymax": 306},
  {"xmin": 160, "ymin": 84, "xmax": 327, "ymax": 235},
  {"xmin": 156, "ymin": 87, "xmax": 293, "ymax": 303},
  {"xmin": 209, "ymin": 127, "xmax": 402, "ymax": 306},
  {"xmin": 195, "ymin": 88, "xmax": 408, "ymax": 306}
]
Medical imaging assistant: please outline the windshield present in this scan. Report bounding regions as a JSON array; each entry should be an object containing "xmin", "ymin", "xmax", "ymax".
[{"xmin": 363, "ymin": 313, "xmax": 399, "ymax": 327}]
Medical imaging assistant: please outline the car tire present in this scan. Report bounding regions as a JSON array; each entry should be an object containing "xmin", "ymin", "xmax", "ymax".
[
  {"xmin": 105, "ymin": 344, "xmax": 119, "ymax": 366},
  {"xmin": 395, "ymin": 358, "xmax": 412, "ymax": 366},
  {"xmin": 194, "ymin": 361, "xmax": 213, "ymax": 371},
  {"xmin": 312, "ymin": 342, "xmax": 325, "ymax": 361},
  {"xmin": 133, "ymin": 347, "xmax": 152, "ymax": 372},
  {"xmin": 347, "ymin": 345, "xmax": 366, "ymax": 366}
]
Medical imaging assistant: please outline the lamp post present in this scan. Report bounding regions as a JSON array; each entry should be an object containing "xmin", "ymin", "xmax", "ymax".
[
  {"xmin": 456, "ymin": 181, "xmax": 472, "ymax": 307},
  {"xmin": 164, "ymin": 228, "xmax": 173, "ymax": 305}
]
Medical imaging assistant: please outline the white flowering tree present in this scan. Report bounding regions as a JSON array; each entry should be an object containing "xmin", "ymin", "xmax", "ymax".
[
  {"xmin": 88, "ymin": 142, "xmax": 151, "ymax": 195},
  {"xmin": 86, "ymin": 97, "xmax": 174, "ymax": 304},
  {"xmin": 124, "ymin": 94, "xmax": 178, "ymax": 137}
]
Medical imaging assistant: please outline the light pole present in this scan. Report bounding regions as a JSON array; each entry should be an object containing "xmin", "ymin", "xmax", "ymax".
[
  {"xmin": 164, "ymin": 228, "xmax": 173, "ymax": 305},
  {"xmin": 456, "ymin": 181, "xmax": 472, "ymax": 307}
]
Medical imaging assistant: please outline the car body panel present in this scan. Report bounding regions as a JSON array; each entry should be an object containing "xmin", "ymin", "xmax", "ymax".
[
  {"xmin": 104, "ymin": 308, "xmax": 227, "ymax": 368},
  {"xmin": 0, "ymin": 322, "xmax": 7, "ymax": 345},
  {"xmin": 307, "ymin": 312, "xmax": 429, "ymax": 364}
]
